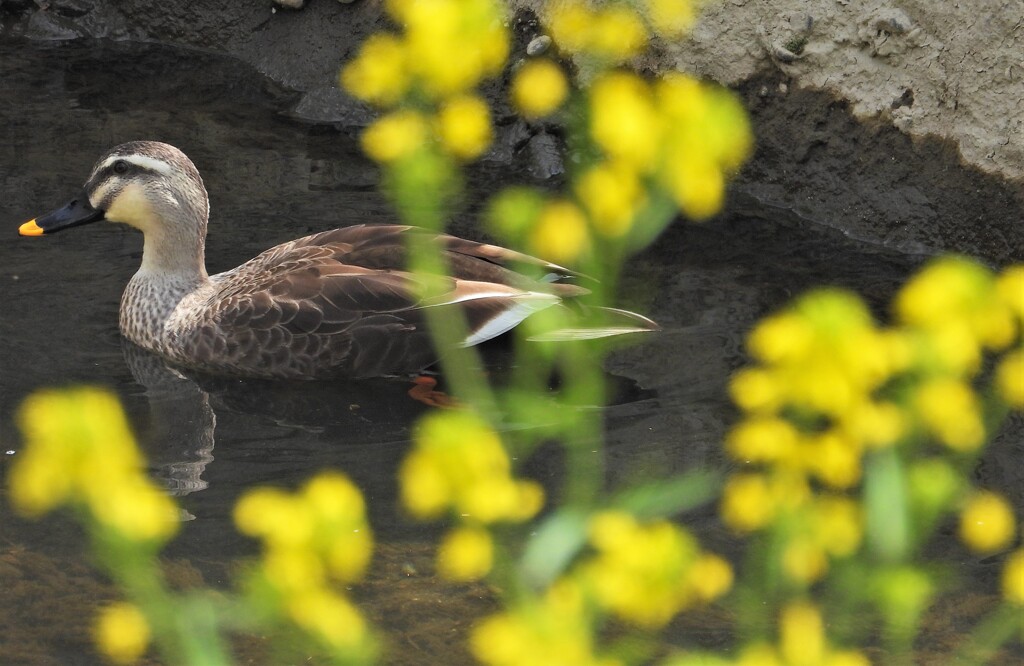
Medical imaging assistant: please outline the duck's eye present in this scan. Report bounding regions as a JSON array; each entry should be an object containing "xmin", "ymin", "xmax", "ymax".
[{"xmin": 113, "ymin": 160, "xmax": 129, "ymax": 175}]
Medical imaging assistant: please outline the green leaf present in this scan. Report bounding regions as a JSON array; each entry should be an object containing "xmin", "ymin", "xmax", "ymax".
[
  {"xmin": 612, "ymin": 469, "xmax": 721, "ymax": 520},
  {"xmin": 519, "ymin": 509, "xmax": 589, "ymax": 588}
]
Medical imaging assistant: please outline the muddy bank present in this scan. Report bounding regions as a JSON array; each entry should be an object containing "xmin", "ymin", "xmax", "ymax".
[{"xmin": 1, "ymin": 0, "xmax": 1021, "ymax": 263}]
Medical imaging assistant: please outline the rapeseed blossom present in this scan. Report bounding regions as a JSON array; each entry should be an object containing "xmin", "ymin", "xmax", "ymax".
[
  {"xmin": 579, "ymin": 511, "xmax": 731, "ymax": 628},
  {"xmin": 511, "ymin": 59, "xmax": 568, "ymax": 118},
  {"xmin": 471, "ymin": 579, "xmax": 613, "ymax": 666},
  {"xmin": 400, "ymin": 410, "xmax": 543, "ymax": 580},
  {"xmin": 958, "ymin": 491, "xmax": 1016, "ymax": 554},
  {"xmin": 234, "ymin": 471, "xmax": 374, "ymax": 651},
  {"xmin": 1003, "ymin": 549, "xmax": 1024, "ymax": 605},
  {"xmin": 10, "ymin": 387, "xmax": 178, "ymax": 542},
  {"xmin": 341, "ymin": 0, "xmax": 508, "ymax": 164},
  {"xmin": 94, "ymin": 602, "xmax": 151, "ymax": 665}
]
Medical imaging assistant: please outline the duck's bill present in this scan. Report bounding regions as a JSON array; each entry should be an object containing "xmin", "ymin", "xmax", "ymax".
[{"xmin": 19, "ymin": 192, "xmax": 104, "ymax": 236}]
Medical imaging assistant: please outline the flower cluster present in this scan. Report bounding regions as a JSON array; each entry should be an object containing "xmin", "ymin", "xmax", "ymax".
[
  {"xmin": 579, "ymin": 511, "xmax": 732, "ymax": 628},
  {"xmin": 471, "ymin": 579, "xmax": 609, "ymax": 666},
  {"xmin": 723, "ymin": 258, "xmax": 1023, "ymax": 595},
  {"xmin": 10, "ymin": 387, "xmax": 179, "ymax": 543},
  {"xmin": 500, "ymin": 67, "xmax": 751, "ymax": 264},
  {"xmin": 341, "ymin": 0, "xmax": 508, "ymax": 163},
  {"xmin": 234, "ymin": 472, "xmax": 374, "ymax": 653},
  {"xmin": 399, "ymin": 410, "xmax": 544, "ymax": 580}
]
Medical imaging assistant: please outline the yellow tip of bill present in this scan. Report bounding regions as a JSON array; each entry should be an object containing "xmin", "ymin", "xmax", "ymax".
[{"xmin": 19, "ymin": 219, "xmax": 44, "ymax": 236}]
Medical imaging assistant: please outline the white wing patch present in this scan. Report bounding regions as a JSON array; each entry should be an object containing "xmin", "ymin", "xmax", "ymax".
[{"xmin": 460, "ymin": 292, "xmax": 561, "ymax": 347}]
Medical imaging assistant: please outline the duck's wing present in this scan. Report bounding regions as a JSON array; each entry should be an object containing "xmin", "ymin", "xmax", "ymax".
[{"xmin": 178, "ymin": 235, "xmax": 562, "ymax": 379}]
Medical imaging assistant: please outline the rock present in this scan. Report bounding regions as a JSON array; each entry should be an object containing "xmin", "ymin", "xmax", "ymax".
[
  {"xmin": 526, "ymin": 35, "xmax": 551, "ymax": 56},
  {"xmin": 526, "ymin": 131, "xmax": 564, "ymax": 180}
]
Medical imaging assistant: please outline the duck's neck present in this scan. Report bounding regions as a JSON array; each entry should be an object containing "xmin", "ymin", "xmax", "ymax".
[{"xmin": 120, "ymin": 214, "xmax": 211, "ymax": 351}]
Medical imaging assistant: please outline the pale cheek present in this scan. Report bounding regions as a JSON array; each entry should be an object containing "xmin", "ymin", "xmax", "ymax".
[{"xmin": 104, "ymin": 185, "xmax": 154, "ymax": 231}]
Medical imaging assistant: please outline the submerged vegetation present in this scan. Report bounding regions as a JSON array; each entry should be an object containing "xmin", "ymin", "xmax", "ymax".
[{"xmin": 6, "ymin": 0, "xmax": 1023, "ymax": 664}]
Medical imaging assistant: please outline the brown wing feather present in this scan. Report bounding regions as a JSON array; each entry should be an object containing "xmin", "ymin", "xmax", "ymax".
[{"xmin": 172, "ymin": 224, "xmax": 585, "ymax": 379}]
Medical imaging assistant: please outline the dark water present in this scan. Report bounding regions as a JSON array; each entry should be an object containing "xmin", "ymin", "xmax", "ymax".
[{"xmin": 0, "ymin": 40, "xmax": 1020, "ymax": 665}]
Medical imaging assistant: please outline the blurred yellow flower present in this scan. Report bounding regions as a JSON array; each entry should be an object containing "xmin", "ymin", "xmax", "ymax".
[
  {"xmin": 12, "ymin": 387, "xmax": 178, "ymax": 543},
  {"xmin": 687, "ymin": 553, "xmax": 733, "ymax": 602},
  {"xmin": 1002, "ymin": 548, "xmax": 1024, "ymax": 605},
  {"xmin": 646, "ymin": 0, "xmax": 698, "ymax": 38},
  {"xmin": 996, "ymin": 349, "xmax": 1024, "ymax": 407},
  {"xmin": 747, "ymin": 313, "xmax": 814, "ymax": 364},
  {"xmin": 362, "ymin": 110, "xmax": 428, "ymax": 163},
  {"xmin": 813, "ymin": 496, "xmax": 863, "ymax": 557},
  {"xmin": 400, "ymin": 410, "xmax": 544, "ymax": 523},
  {"xmin": 782, "ymin": 537, "xmax": 827, "ymax": 583},
  {"xmin": 511, "ymin": 59, "xmax": 568, "ymax": 118},
  {"xmin": 530, "ymin": 199, "xmax": 590, "ymax": 265},
  {"xmin": 665, "ymin": 154, "xmax": 725, "ymax": 221},
  {"xmin": 437, "ymin": 525, "xmax": 494, "ymax": 581},
  {"xmin": 584, "ymin": 512, "xmax": 704, "ymax": 628},
  {"xmin": 729, "ymin": 368, "xmax": 782, "ymax": 413},
  {"xmin": 546, "ymin": 0, "xmax": 593, "ymax": 54},
  {"xmin": 725, "ymin": 416, "xmax": 798, "ymax": 464},
  {"xmin": 471, "ymin": 578, "xmax": 606, "ymax": 666},
  {"xmin": 897, "ymin": 257, "xmax": 991, "ymax": 328},
  {"xmin": 915, "ymin": 378, "xmax": 985, "ymax": 451},
  {"xmin": 575, "ymin": 160, "xmax": 644, "ymax": 237},
  {"xmin": 779, "ymin": 601, "xmax": 825, "ymax": 666},
  {"xmin": 959, "ymin": 491, "xmax": 1016, "ymax": 553},
  {"xmin": 721, "ymin": 473, "xmax": 776, "ymax": 532},
  {"xmin": 589, "ymin": 72, "xmax": 660, "ymax": 170},
  {"xmin": 996, "ymin": 265, "xmax": 1024, "ymax": 318},
  {"xmin": 437, "ymin": 94, "xmax": 493, "ymax": 160},
  {"xmin": 287, "ymin": 588, "xmax": 367, "ymax": 649},
  {"xmin": 805, "ymin": 430, "xmax": 862, "ymax": 489},
  {"xmin": 94, "ymin": 602, "xmax": 150, "ymax": 665},
  {"xmin": 589, "ymin": 5, "xmax": 646, "ymax": 61},
  {"xmin": 340, "ymin": 33, "xmax": 409, "ymax": 106}
]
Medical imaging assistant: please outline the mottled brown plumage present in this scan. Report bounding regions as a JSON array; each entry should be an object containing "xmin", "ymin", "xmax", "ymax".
[{"xmin": 21, "ymin": 142, "xmax": 658, "ymax": 379}]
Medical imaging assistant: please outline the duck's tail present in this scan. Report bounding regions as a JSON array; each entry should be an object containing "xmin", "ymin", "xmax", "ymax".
[{"xmin": 525, "ymin": 305, "xmax": 660, "ymax": 342}]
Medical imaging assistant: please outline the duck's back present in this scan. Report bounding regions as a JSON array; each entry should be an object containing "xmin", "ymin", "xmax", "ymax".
[{"xmin": 162, "ymin": 225, "xmax": 578, "ymax": 379}]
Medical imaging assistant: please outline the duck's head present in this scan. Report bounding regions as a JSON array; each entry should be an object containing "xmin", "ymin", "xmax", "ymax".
[{"xmin": 19, "ymin": 141, "xmax": 209, "ymax": 239}]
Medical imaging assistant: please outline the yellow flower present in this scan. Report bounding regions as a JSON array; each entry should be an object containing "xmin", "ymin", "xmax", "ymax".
[
  {"xmin": 546, "ymin": 0, "xmax": 594, "ymax": 53},
  {"xmin": 805, "ymin": 430, "xmax": 861, "ymax": 489},
  {"xmin": 589, "ymin": 5, "xmax": 647, "ymax": 61},
  {"xmin": 646, "ymin": 0, "xmax": 698, "ymax": 38},
  {"xmin": 664, "ymin": 153, "xmax": 724, "ymax": 221},
  {"xmin": 401, "ymin": 411, "xmax": 543, "ymax": 524},
  {"xmin": 779, "ymin": 601, "xmax": 825, "ymax": 666},
  {"xmin": 996, "ymin": 265, "xmax": 1024, "ymax": 318},
  {"xmin": 287, "ymin": 588, "xmax": 367, "ymax": 649},
  {"xmin": 826, "ymin": 651, "xmax": 872, "ymax": 666},
  {"xmin": 841, "ymin": 400, "xmax": 905, "ymax": 448},
  {"xmin": 687, "ymin": 553, "xmax": 733, "ymax": 601},
  {"xmin": 813, "ymin": 496, "xmax": 862, "ymax": 557},
  {"xmin": 725, "ymin": 416, "xmax": 799, "ymax": 464},
  {"xmin": 996, "ymin": 349, "xmax": 1024, "ymax": 408},
  {"xmin": 94, "ymin": 602, "xmax": 150, "ymax": 665},
  {"xmin": 915, "ymin": 378, "xmax": 985, "ymax": 451},
  {"xmin": 747, "ymin": 313, "xmax": 813, "ymax": 364},
  {"xmin": 437, "ymin": 94, "xmax": 493, "ymax": 160},
  {"xmin": 729, "ymin": 368, "xmax": 783, "ymax": 413},
  {"xmin": 737, "ymin": 643, "xmax": 783, "ymax": 666},
  {"xmin": 575, "ymin": 160, "xmax": 644, "ymax": 237},
  {"xmin": 471, "ymin": 579, "xmax": 601, "ymax": 666},
  {"xmin": 897, "ymin": 257, "xmax": 992, "ymax": 328},
  {"xmin": 511, "ymin": 59, "xmax": 568, "ymax": 118},
  {"xmin": 959, "ymin": 491, "xmax": 1016, "ymax": 553},
  {"xmin": 530, "ymin": 199, "xmax": 590, "ymax": 264},
  {"xmin": 782, "ymin": 537, "xmax": 828, "ymax": 583},
  {"xmin": 361, "ymin": 110, "xmax": 428, "ymax": 163},
  {"xmin": 340, "ymin": 33, "xmax": 409, "ymax": 106},
  {"xmin": 589, "ymin": 72, "xmax": 660, "ymax": 170},
  {"xmin": 1002, "ymin": 549, "xmax": 1024, "ymax": 605},
  {"xmin": 91, "ymin": 478, "xmax": 180, "ymax": 541},
  {"xmin": 263, "ymin": 547, "xmax": 326, "ymax": 594},
  {"xmin": 584, "ymin": 512, "xmax": 701, "ymax": 628},
  {"xmin": 437, "ymin": 525, "xmax": 494, "ymax": 581},
  {"xmin": 721, "ymin": 474, "xmax": 776, "ymax": 532}
]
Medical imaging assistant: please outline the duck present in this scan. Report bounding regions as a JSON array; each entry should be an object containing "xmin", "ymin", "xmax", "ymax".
[{"xmin": 18, "ymin": 141, "xmax": 657, "ymax": 379}]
